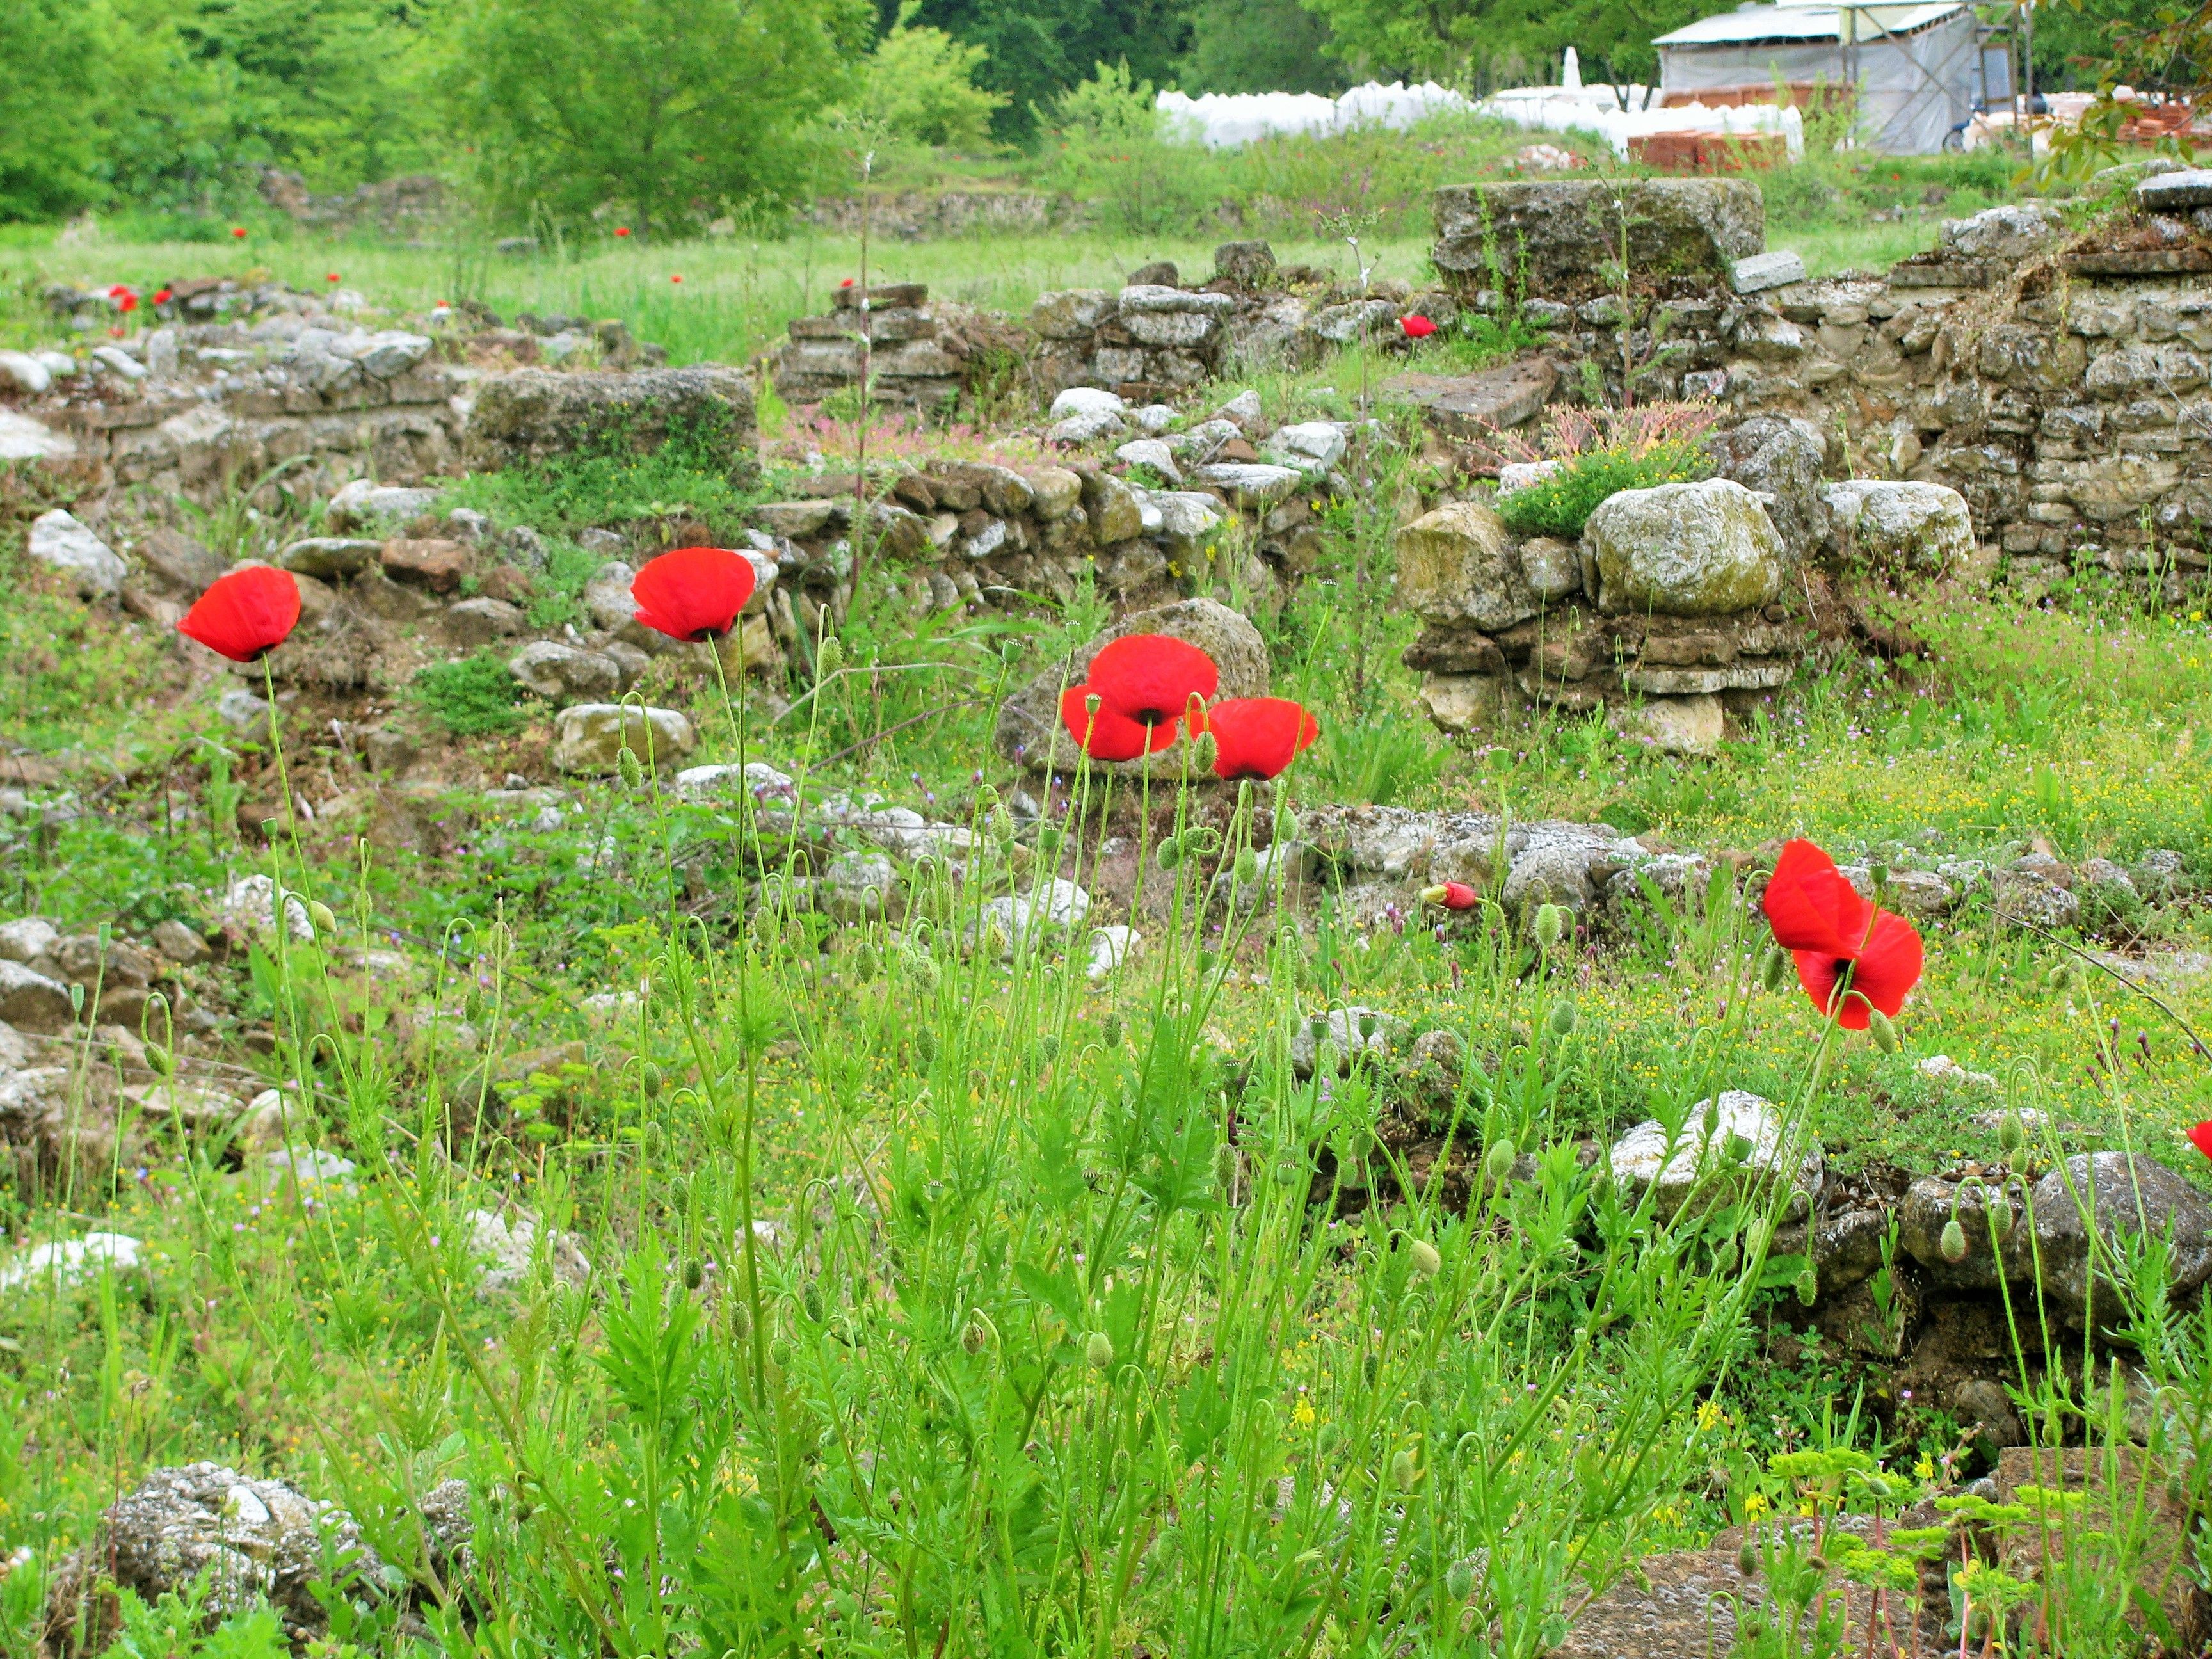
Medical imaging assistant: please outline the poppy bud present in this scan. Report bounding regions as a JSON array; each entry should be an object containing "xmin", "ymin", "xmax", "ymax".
[
  {"xmin": 683, "ymin": 1258, "xmax": 703, "ymax": 1290},
  {"xmin": 2007, "ymin": 1144, "xmax": 2029, "ymax": 1175},
  {"xmin": 1085, "ymin": 1331, "xmax": 1115, "ymax": 1372},
  {"xmin": 1988, "ymin": 1192, "xmax": 2013, "ymax": 1238},
  {"xmin": 1483, "ymin": 1139, "xmax": 1516, "ymax": 1183},
  {"xmin": 732, "ymin": 1301, "xmax": 753, "ymax": 1339},
  {"xmin": 644, "ymin": 1121, "xmax": 667, "ymax": 1158},
  {"xmin": 1807, "ymin": 1554, "xmax": 1829, "ymax": 1575},
  {"xmin": 307, "ymin": 899, "xmax": 337, "ymax": 935},
  {"xmin": 1533, "ymin": 903, "xmax": 1565, "ymax": 949},
  {"xmin": 1547, "ymin": 1000, "xmax": 1577, "ymax": 1036},
  {"xmin": 852, "ymin": 942, "xmax": 881, "ymax": 983},
  {"xmin": 617, "ymin": 746, "xmax": 643, "ymax": 789},
  {"xmin": 2048, "ymin": 963, "xmax": 2075, "ymax": 990},
  {"xmin": 769, "ymin": 1338, "xmax": 793, "ymax": 1370},
  {"xmin": 962, "ymin": 1313, "xmax": 989, "ymax": 1354},
  {"xmin": 1794, "ymin": 1268, "xmax": 1819, "ymax": 1306},
  {"xmin": 1274, "ymin": 808, "xmax": 1301, "ymax": 842},
  {"xmin": 1102, "ymin": 1014, "xmax": 1123, "ymax": 1048},
  {"xmin": 1235, "ymin": 847, "xmax": 1258, "ymax": 884},
  {"xmin": 1940, "ymin": 1217, "xmax": 1968, "ymax": 1262},
  {"xmin": 1712, "ymin": 1238, "xmax": 1739, "ymax": 1274},
  {"xmin": 817, "ymin": 636, "xmax": 845, "ymax": 676},
  {"xmin": 642, "ymin": 1062, "xmax": 664, "ymax": 1098},
  {"xmin": 1446, "ymin": 1559, "xmax": 1477, "ymax": 1600},
  {"xmin": 1409, "ymin": 1239, "xmax": 1442, "ymax": 1276},
  {"xmin": 1390, "ymin": 1447, "xmax": 1419, "ymax": 1489},
  {"xmin": 1761, "ymin": 947, "xmax": 1790, "ymax": 992},
  {"xmin": 1363, "ymin": 1352, "xmax": 1379, "ymax": 1386},
  {"xmin": 802, "ymin": 1282, "xmax": 824, "ymax": 1323},
  {"xmin": 1998, "ymin": 1110, "xmax": 2025, "ymax": 1153},
  {"xmin": 906, "ymin": 950, "xmax": 941, "ymax": 995},
  {"xmin": 1868, "ymin": 1010, "xmax": 1898, "ymax": 1053},
  {"xmin": 1736, "ymin": 1539, "xmax": 1761, "ymax": 1577},
  {"xmin": 1725, "ymin": 1131, "xmax": 1754, "ymax": 1164},
  {"xmin": 145, "ymin": 1043, "xmax": 173, "ymax": 1077},
  {"xmin": 915, "ymin": 1026, "xmax": 938, "ymax": 1064},
  {"xmin": 1190, "ymin": 732, "xmax": 1219, "ymax": 772},
  {"xmin": 1157, "ymin": 836, "xmax": 1183, "ymax": 871}
]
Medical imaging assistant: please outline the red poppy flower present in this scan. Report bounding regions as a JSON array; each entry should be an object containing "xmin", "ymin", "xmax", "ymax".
[
  {"xmin": 117, "ymin": 291, "xmax": 138, "ymax": 314},
  {"xmin": 230, "ymin": 227, "xmax": 246, "ymax": 239},
  {"xmin": 840, "ymin": 278, "xmax": 854, "ymax": 287},
  {"xmin": 1059, "ymin": 685, "xmax": 1180, "ymax": 762},
  {"xmin": 671, "ymin": 274, "xmax": 683, "ymax": 284},
  {"xmin": 1087, "ymin": 634, "xmax": 1219, "ymax": 730},
  {"xmin": 1400, "ymin": 314, "xmax": 1437, "ymax": 339},
  {"xmin": 630, "ymin": 545, "xmax": 757, "ymax": 641},
  {"xmin": 152, "ymin": 287, "xmax": 173, "ymax": 304},
  {"xmin": 326, "ymin": 272, "xmax": 341, "ymax": 283},
  {"xmin": 177, "ymin": 566, "xmax": 301, "ymax": 662},
  {"xmin": 2190, "ymin": 1123, "xmax": 2212, "ymax": 1164},
  {"xmin": 1201, "ymin": 696, "xmax": 1318, "ymax": 780},
  {"xmin": 614, "ymin": 226, "xmax": 632, "ymax": 237},
  {"xmin": 1762, "ymin": 838, "xmax": 1923, "ymax": 1030},
  {"xmin": 1419, "ymin": 881, "xmax": 1480, "ymax": 910}
]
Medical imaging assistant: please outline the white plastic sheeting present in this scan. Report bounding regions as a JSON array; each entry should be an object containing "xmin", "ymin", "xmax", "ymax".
[
  {"xmin": 1473, "ymin": 84, "xmax": 1807, "ymax": 159},
  {"xmin": 1157, "ymin": 82, "xmax": 1475, "ymax": 149}
]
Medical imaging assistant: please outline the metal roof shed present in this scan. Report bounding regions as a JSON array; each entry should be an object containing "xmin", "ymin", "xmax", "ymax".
[{"xmin": 1652, "ymin": 3, "xmax": 1984, "ymax": 154}]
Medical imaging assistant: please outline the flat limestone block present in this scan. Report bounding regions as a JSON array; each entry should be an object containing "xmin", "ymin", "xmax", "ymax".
[
  {"xmin": 1730, "ymin": 250, "xmax": 1805, "ymax": 294},
  {"xmin": 1382, "ymin": 357, "xmax": 1556, "ymax": 438}
]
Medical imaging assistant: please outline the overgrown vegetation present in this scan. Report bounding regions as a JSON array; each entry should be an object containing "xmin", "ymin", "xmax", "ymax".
[{"xmin": 408, "ymin": 654, "xmax": 537, "ymax": 737}]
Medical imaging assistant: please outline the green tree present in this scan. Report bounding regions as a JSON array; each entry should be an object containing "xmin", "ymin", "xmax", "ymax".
[
  {"xmin": 1300, "ymin": 0, "xmax": 1706, "ymax": 88},
  {"xmin": 890, "ymin": 0, "xmax": 1190, "ymax": 139},
  {"xmin": 448, "ymin": 0, "xmax": 871, "ymax": 236},
  {"xmin": 0, "ymin": 0, "xmax": 114, "ymax": 218},
  {"xmin": 846, "ymin": 4, "xmax": 1009, "ymax": 148},
  {"xmin": 1183, "ymin": 0, "xmax": 1342, "ymax": 93}
]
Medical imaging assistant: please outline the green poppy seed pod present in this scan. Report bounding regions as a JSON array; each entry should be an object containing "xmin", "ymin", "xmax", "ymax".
[
  {"xmin": 68, "ymin": 981, "xmax": 85, "ymax": 1014},
  {"xmin": 1234, "ymin": 847, "xmax": 1258, "ymax": 884},
  {"xmin": 307, "ymin": 899, "xmax": 337, "ymax": 936},
  {"xmin": 643, "ymin": 1121, "xmax": 667, "ymax": 1158},
  {"xmin": 1761, "ymin": 947, "xmax": 1790, "ymax": 993},
  {"xmin": 1446, "ymin": 1559, "xmax": 1478, "ymax": 1601},
  {"xmin": 642, "ymin": 1061, "xmax": 664, "ymax": 1098},
  {"xmin": 1548, "ymin": 999, "xmax": 1578, "ymax": 1037},
  {"xmin": 1156, "ymin": 836, "xmax": 1183, "ymax": 872},
  {"xmin": 802, "ymin": 1282, "xmax": 824, "ymax": 1323},
  {"xmin": 1736, "ymin": 1539, "xmax": 1761, "ymax": 1577},
  {"xmin": 1358, "ymin": 1011, "xmax": 1379, "ymax": 1041},
  {"xmin": 1998, "ymin": 1110, "xmax": 2025, "ymax": 1153},
  {"xmin": 815, "ymin": 635, "xmax": 845, "ymax": 676},
  {"xmin": 617, "ymin": 745, "xmax": 644, "ymax": 789},
  {"xmin": 1940, "ymin": 1216, "xmax": 1969, "ymax": 1263},
  {"xmin": 1867, "ymin": 861, "xmax": 1889, "ymax": 889},
  {"xmin": 1484, "ymin": 1139, "xmax": 1517, "ymax": 1184},
  {"xmin": 1795, "ymin": 1267, "xmax": 1819, "ymax": 1307},
  {"xmin": 961, "ymin": 1313, "xmax": 989, "ymax": 1354},
  {"xmin": 683, "ymin": 1258, "xmax": 704, "ymax": 1291},
  {"xmin": 731, "ymin": 1301, "xmax": 753, "ymax": 1340},
  {"xmin": 1085, "ymin": 1331, "xmax": 1115, "ymax": 1372},
  {"xmin": 1102, "ymin": 1014, "xmax": 1123, "ymax": 1048},
  {"xmin": 145, "ymin": 1043, "xmax": 173, "ymax": 1077},
  {"xmin": 852, "ymin": 942, "xmax": 881, "ymax": 983},
  {"xmin": 1868, "ymin": 1010, "xmax": 1899, "ymax": 1053},
  {"xmin": 1409, "ymin": 1239, "xmax": 1442, "ymax": 1276},
  {"xmin": 1085, "ymin": 692, "xmax": 1103, "ymax": 718},
  {"xmin": 1390, "ymin": 1447, "xmax": 1419, "ymax": 1489},
  {"xmin": 1533, "ymin": 903, "xmax": 1565, "ymax": 949},
  {"xmin": 1190, "ymin": 732, "xmax": 1219, "ymax": 772}
]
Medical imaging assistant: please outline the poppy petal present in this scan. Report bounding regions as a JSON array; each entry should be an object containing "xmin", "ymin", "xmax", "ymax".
[
  {"xmin": 2190, "ymin": 1122, "xmax": 2212, "ymax": 1164},
  {"xmin": 1843, "ymin": 909, "xmax": 1923, "ymax": 1018},
  {"xmin": 1204, "ymin": 696, "xmax": 1320, "ymax": 781},
  {"xmin": 1791, "ymin": 950, "xmax": 1865, "ymax": 1028},
  {"xmin": 1763, "ymin": 838, "xmax": 1868, "ymax": 956},
  {"xmin": 630, "ymin": 546, "xmax": 756, "ymax": 642},
  {"xmin": 1087, "ymin": 634, "xmax": 1219, "ymax": 727},
  {"xmin": 176, "ymin": 565, "xmax": 301, "ymax": 662},
  {"xmin": 1059, "ymin": 685, "xmax": 1178, "ymax": 762}
]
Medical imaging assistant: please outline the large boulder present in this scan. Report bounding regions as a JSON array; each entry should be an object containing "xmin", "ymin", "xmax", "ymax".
[
  {"xmin": 1822, "ymin": 480, "xmax": 1975, "ymax": 577},
  {"xmin": 1432, "ymin": 179, "xmax": 1764, "ymax": 298},
  {"xmin": 1395, "ymin": 501, "xmax": 1539, "ymax": 630},
  {"xmin": 550, "ymin": 705, "xmax": 696, "ymax": 774},
  {"xmin": 464, "ymin": 366, "xmax": 758, "ymax": 483},
  {"xmin": 1608, "ymin": 1090, "xmax": 1823, "ymax": 1221},
  {"xmin": 993, "ymin": 597, "xmax": 1268, "ymax": 770},
  {"xmin": 26, "ymin": 510, "xmax": 125, "ymax": 599},
  {"xmin": 1584, "ymin": 479, "xmax": 1785, "ymax": 616},
  {"xmin": 1706, "ymin": 417, "xmax": 1829, "ymax": 565},
  {"xmin": 2030, "ymin": 1152, "xmax": 2212, "ymax": 1326}
]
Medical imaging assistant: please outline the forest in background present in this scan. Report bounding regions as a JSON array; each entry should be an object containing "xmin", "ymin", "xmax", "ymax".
[{"xmin": 0, "ymin": 0, "xmax": 2177, "ymax": 230}]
